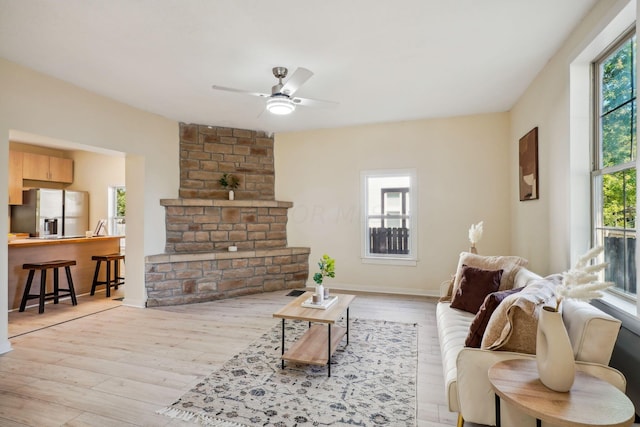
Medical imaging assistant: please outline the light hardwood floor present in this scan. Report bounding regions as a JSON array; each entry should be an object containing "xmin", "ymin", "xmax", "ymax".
[
  {"xmin": 8, "ymin": 289, "xmax": 126, "ymax": 339},
  {"xmin": 1, "ymin": 290, "xmax": 459, "ymax": 426}
]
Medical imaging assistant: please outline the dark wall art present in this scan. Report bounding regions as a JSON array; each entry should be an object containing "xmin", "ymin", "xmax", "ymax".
[{"xmin": 519, "ymin": 127, "xmax": 539, "ymax": 201}]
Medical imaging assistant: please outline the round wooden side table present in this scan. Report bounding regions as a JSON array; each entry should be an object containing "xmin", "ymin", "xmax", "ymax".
[{"xmin": 488, "ymin": 359, "xmax": 635, "ymax": 427}]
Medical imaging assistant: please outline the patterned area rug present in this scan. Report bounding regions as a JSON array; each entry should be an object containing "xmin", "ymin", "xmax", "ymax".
[{"xmin": 158, "ymin": 318, "xmax": 417, "ymax": 426}]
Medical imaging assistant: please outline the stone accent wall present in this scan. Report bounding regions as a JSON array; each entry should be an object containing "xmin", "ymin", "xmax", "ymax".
[
  {"xmin": 179, "ymin": 123, "xmax": 274, "ymax": 200},
  {"xmin": 145, "ymin": 248, "xmax": 310, "ymax": 306},
  {"xmin": 144, "ymin": 122, "xmax": 310, "ymax": 307},
  {"xmin": 162, "ymin": 199, "xmax": 290, "ymax": 253}
]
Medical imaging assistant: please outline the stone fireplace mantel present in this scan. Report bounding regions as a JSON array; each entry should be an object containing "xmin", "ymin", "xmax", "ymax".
[
  {"xmin": 160, "ymin": 199, "xmax": 293, "ymax": 209},
  {"xmin": 145, "ymin": 123, "xmax": 310, "ymax": 307}
]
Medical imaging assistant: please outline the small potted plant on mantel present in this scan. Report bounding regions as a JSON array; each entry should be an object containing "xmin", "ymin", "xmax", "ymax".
[{"xmin": 218, "ymin": 173, "xmax": 240, "ymax": 200}]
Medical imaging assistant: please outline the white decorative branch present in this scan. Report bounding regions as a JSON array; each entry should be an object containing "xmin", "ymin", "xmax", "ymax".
[
  {"xmin": 468, "ymin": 221, "xmax": 484, "ymax": 245},
  {"xmin": 555, "ymin": 246, "xmax": 613, "ymax": 311}
]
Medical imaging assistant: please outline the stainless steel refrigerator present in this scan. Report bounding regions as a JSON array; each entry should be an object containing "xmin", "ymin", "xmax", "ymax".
[{"xmin": 10, "ymin": 189, "xmax": 90, "ymax": 238}]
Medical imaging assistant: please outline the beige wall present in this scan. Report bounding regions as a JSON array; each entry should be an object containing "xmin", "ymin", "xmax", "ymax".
[
  {"xmin": 275, "ymin": 113, "xmax": 512, "ymax": 296},
  {"xmin": 70, "ymin": 150, "xmax": 126, "ymax": 234},
  {"xmin": 0, "ymin": 58, "xmax": 179, "ymax": 353},
  {"xmin": 509, "ymin": 0, "xmax": 634, "ymax": 275}
]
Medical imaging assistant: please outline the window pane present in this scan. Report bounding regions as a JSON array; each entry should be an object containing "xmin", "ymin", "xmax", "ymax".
[
  {"xmin": 116, "ymin": 188, "xmax": 126, "ymax": 217},
  {"xmin": 602, "ymin": 169, "xmax": 636, "ymax": 229},
  {"xmin": 600, "ymin": 168, "xmax": 636, "ymax": 295},
  {"xmin": 383, "ymin": 191, "xmax": 401, "ymax": 215},
  {"xmin": 364, "ymin": 173, "xmax": 413, "ymax": 257},
  {"xmin": 109, "ymin": 186, "xmax": 126, "ymax": 239},
  {"xmin": 604, "ymin": 230, "xmax": 636, "ymax": 295},
  {"xmin": 594, "ymin": 31, "xmax": 637, "ymax": 301},
  {"xmin": 368, "ymin": 218, "xmax": 382, "ymax": 228},
  {"xmin": 601, "ymin": 36, "xmax": 635, "ymax": 115},
  {"xmin": 367, "ymin": 176, "xmax": 409, "ymax": 215},
  {"xmin": 368, "ymin": 222, "xmax": 410, "ymax": 255},
  {"xmin": 626, "ymin": 168, "xmax": 636, "ymax": 230},
  {"xmin": 601, "ymin": 101, "xmax": 636, "ymax": 167}
]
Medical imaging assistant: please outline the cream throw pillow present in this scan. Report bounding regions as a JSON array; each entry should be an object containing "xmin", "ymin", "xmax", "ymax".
[
  {"xmin": 441, "ymin": 252, "xmax": 528, "ymax": 302},
  {"xmin": 480, "ymin": 278, "xmax": 557, "ymax": 354}
]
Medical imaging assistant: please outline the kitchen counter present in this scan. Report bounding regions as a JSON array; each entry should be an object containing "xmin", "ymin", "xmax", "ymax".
[
  {"xmin": 9, "ymin": 235, "xmax": 122, "ymax": 247},
  {"xmin": 8, "ymin": 235, "xmax": 124, "ymax": 311}
]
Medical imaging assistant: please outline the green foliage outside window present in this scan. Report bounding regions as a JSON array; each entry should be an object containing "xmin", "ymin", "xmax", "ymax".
[
  {"xmin": 116, "ymin": 187, "xmax": 126, "ymax": 220},
  {"xmin": 597, "ymin": 31, "xmax": 637, "ymax": 297},
  {"xmin": 600, "ymin": 35, "xmax": 636, "ymax": 229},
  {"xmin": 602, "ymin": 170, "xmax": 636, "ymax": 228}
]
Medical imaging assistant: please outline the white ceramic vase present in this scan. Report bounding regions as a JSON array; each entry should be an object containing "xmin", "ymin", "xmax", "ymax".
[
  {"xmin": 536, "ymin": 305, "xmax": 575, "ymax": 392},
  {"xmin": 228, "ymin": 190, "xmax": 235, "ymax": 201},
  {"xmin": 315, "ymin": 284, "xmax": 324, "ymax": 303}
]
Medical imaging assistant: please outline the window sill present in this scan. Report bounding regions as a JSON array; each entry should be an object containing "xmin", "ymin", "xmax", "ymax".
[
  {"xmin": 361, "ymin": 257, "xmax": 417, "ymax": 267},
  {"xmin": 599, "ymin": 292, "xmax": 637, "ymax": 316},
  {"xmin": 591, "ymin": 292, "xmax": 640, "ymax": 335}
]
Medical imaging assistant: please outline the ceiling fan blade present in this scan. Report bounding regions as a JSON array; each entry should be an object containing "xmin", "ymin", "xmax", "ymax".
[
  {"xmin": 211, "ymin": 85, "xmax": 270, "ymax": 98},
  {"xmin": 280, "ymin": 67, "xmax": 313, "ymax": 96},
  {"xmin": 293, "ymin": 96, "xmax": 339, "ymax": 108}
]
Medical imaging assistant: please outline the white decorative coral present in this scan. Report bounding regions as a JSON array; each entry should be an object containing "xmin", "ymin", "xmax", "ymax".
[
  {"xmin": 468, "ymin": 221, "xmax": 484, "ymax": 245},
  {"xmin": 555, "ymin": 246, "xmax": 613, "ymax": 311}
]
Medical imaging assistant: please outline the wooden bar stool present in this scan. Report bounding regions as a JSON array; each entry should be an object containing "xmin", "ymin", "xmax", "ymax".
[
  {"xmin": 91, "ymin": 253, "xmax": 125, "ymax": 297},
  {"xmin": 19, "ymin": 260, "xmax": 78, "ymax": 314}
]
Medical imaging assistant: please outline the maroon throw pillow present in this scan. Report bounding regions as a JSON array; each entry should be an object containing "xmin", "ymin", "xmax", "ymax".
[
  {"xmin": 465, "ymin": 287, "xmax": 524, "ymax": 348},
  {"xmin": 450, "ymin": 265, "xmax": 503, "ymax": 314}
]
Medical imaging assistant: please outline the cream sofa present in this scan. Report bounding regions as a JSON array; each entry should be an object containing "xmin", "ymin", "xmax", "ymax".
[{"xmin": 436, "ymin": 266, "xmax": 626, "ymax": 427}]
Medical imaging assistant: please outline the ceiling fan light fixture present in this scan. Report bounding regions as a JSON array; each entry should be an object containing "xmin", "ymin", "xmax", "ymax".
[{"xmin": 266, "ymin": 95, "xmax": 296, "ymax": 115}]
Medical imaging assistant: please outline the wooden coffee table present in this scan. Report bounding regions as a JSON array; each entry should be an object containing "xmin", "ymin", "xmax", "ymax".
[
  {"xmin": 273, "ymin": 291, "xmax": 355, "ymax": 377},
  {"xmin": 488, "ymin": 359, "xmax": 635, "ymax": 427}
]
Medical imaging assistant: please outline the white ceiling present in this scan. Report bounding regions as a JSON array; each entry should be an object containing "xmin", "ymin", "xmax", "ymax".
[{"xmin": 0, "ymin": 0, "xmax": 599, "ymax": 135}]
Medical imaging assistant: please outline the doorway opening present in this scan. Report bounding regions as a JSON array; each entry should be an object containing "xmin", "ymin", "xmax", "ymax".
[{"xmin": 7, "ymin": 131, "xmax": 127, "ymax": 337}]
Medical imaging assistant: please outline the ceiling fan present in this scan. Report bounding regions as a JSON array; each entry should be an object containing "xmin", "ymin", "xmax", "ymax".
[{"xmin": 211, "ymin": 67, "xmax": 337, "ymax": 115}]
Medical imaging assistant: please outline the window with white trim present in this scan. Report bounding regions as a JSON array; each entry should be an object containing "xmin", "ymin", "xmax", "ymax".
[
  {"xmin": 593, "ymin": 28, "xmax": 637, "ymax": 301},
  {"xmin": 361, "ymin": 169, "xmax": 417, "ymax": 265},
  {"xmin": 108, "ymin": 185, "xmax": 126, "ymax": 245}
]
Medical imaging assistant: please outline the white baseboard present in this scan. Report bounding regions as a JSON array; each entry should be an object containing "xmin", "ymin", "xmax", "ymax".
[
  {"xmin": 304, "ymin": 281, "xmax": 439, "ymax": 298},
  {"xmin": 122, "ymin": 298, "xmax": 147, "ymax": 308},
  {"xmin": 0, "ymin": 340, "xmax": 13, "ymax": 355}
]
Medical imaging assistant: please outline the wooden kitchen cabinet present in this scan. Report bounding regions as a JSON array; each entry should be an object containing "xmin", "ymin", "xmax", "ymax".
[
  {"xmin": 9, "ymin": 150, "xmax": 23, "ymax": 205},
  {"xmin": 22, "ymin": 152, "xmax": 73, "ymax": 183},
  {"xmin": 49, "ymin": 156, "xmax": 73, "ymax": 182},
  {"xmin": 22, "ymin": 152, "xmax": 49, "ymax": 180}
]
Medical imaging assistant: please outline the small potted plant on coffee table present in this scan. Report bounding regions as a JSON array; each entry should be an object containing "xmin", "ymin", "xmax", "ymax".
[{"xmin": 313, "ymin": 254, "xmax": 335, "ymax": 302}]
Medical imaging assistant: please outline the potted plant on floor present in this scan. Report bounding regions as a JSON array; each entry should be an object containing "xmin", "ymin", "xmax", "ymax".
[{"xmin": 218, "ymin": 173, "xmax": 240, "ymax": 200}]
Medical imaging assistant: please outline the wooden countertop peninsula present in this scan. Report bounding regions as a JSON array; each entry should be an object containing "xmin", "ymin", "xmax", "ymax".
[
  {"xmin": 9, "ymin": 235, "xmax": 122, "ymax": 247},
  {"xmin": 8, "ymin": 236, "xmax": 124, "ymax": 311}
]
